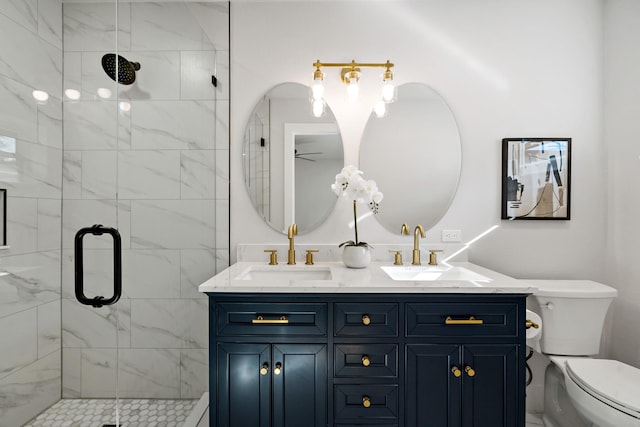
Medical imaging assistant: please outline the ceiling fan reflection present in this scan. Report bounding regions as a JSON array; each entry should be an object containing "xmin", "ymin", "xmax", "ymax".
[{"xmin": 294, "ymin": 149, "xmax": 323, "ymax": 162}]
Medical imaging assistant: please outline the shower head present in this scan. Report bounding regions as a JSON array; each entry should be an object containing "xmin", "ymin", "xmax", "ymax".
[{"xmin": 101, "ymin": 53, "xmax": 140, "ymax": 85}]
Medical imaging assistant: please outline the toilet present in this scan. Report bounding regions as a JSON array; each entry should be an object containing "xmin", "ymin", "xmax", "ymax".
[{"xmin": 528, "ymin": 280, "xmax": 640, "ymax": 427}]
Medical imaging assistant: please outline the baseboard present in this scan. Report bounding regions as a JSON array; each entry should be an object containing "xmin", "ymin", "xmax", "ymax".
[{"xmin": 183, "ymin": 392, "xmax": 209, "ymax": 427}]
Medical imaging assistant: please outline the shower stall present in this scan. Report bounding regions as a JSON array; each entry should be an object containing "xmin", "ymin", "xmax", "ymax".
[{"xmin": 0, "ymin": 1, "xmax": 229, "ymax": 425}]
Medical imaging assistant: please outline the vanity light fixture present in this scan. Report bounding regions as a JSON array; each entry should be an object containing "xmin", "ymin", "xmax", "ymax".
[{"xmin": 311, "ymin": 59, "xmax": 395, "ymax": 117}]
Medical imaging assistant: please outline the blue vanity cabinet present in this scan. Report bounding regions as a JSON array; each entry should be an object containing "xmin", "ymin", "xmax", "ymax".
[
  {"xmin": 405, "ymin": 300, "xmax": 524, "ymax": 427},
  {"xmin": 406, "ymin": 344, "xmax": 519, "ymax": 426},
  {"xmin": 207, "ymin": 293, "xmax": 526, "ymax": 427},
  {"xmin": 217, "ymin": 342, "xmax": 327, "ymax": 427},
  {"xmin": 211, "ymin": 301, "xmax": 328, "ymax": 427}
]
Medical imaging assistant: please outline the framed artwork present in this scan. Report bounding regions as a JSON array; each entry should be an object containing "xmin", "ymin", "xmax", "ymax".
[{"xmin": 501, "ymin": 138, "xmax": 571, "ymax": 220}]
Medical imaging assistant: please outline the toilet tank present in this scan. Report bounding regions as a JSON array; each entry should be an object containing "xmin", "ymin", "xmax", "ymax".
[{"xmin": 528, "ymin": 280, "xmax": 617, "ymax": 356}]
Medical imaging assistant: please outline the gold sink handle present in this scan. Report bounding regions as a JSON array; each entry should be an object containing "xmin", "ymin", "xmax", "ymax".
[
  {"xmin": 305, "ymin": 249, "xmax": 319, "ymax": 265},
  {"xmin": 264, "ymin": 249, "xmax": 278, "ymax": 265},
  {"xmin": 389, "ymin": 249, "xmax": 403, "ymax": 265}
]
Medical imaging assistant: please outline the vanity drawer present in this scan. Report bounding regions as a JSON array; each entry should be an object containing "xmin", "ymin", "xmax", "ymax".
[
  {"xmin": 334, "ymin": 344, "xmax": 398, "ymax": 378},
  {"xmin": 334, "ymin": 303, "xmax": 398, "ymax": 337},
  {"xmin": 406, "ymin": 302, "xmax": 518, "ymax": 338},
  {"xmin": 216, "ymin": 302, "xmax": 327, "ymax": 336},
  {"xmin": 334, "ymin": 384, "xmax": 398, "ymax": 421}
]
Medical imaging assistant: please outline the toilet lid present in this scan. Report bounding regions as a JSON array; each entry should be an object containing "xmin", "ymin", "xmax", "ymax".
[
  {"xmin": 565, "ymin": 358, "xmax": 640, "ymax": 416},
  {"xmin": 529, "ymin": 280, "xmax": 618, "ymax": 298}
]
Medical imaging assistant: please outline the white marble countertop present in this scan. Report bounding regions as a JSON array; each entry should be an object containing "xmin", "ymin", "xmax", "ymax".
[{"xmin": 198, "ymin": 261, "xmax": 536, "ymax": 294}]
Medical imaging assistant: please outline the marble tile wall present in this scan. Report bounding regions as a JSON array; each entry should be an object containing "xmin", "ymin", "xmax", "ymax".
[
  {"xmin": 60, "ymin": 1, "xmax": 229, "ymax": 400},
  {"xmin": 0, "ymin": 1, "xmax": 63, "ymax": 426}
]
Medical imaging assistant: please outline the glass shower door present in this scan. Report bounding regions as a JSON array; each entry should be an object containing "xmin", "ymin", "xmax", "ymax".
[
  {"xmin": 62, "ymin": 0, "xmax": 226, "ymax": 424},
  {"xmin": 64, "ymin": 0, "xmax": 128, "ymax": 424}
]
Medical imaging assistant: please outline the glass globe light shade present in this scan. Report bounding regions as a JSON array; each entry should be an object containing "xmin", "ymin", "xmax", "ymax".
[
  {"xmin": 382, "ymin": 81, "xmax": 395, "ymax": 102},
  {"xmin": 374, "ymin": 100, "xmax": 387, "ymax": 118},
  {"xmin": 312, "ymin": 99, "xmax": 325, "ymax": 117}
]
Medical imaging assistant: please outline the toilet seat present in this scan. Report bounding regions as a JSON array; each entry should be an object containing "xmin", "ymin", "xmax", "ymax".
[{"xmin": 565, "ymin": 358, "xmax": 640, "ymax": 419}]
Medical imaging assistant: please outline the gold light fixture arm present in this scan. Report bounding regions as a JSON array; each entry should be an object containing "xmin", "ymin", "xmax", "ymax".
[
  {"xmin": 313, "ymin": 59, "xmax": 394, "ymax": 84},
  {"xmin": 313, "ymin": 59, "xmax": 394, "ymax": 70}
]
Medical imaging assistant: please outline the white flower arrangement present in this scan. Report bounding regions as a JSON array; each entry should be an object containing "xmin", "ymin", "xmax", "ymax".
[{"xmin": 331, "ymin": 165, "xmax": 383, "ymax": 247}]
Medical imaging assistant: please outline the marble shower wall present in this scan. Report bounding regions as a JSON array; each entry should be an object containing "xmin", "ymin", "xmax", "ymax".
[
  {"xmin": 0, "ymin": 0, "xmax": 64, "ymax": 426},
  {"xmin": 61, "ymin": 1, "xmax": 229, "ymax": 399}
]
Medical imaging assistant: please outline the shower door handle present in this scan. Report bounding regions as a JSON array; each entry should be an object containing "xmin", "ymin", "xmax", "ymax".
[{"xmin": 74, "ymin": 224, "xmax": 122, "ymax": 308}]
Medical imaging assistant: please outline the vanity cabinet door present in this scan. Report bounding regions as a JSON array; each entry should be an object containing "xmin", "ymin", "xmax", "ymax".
[
  {"xmin": 461, "ymin": 344, "xmax": 519, "ymax": 427},
  {"xmin": 405, "ymin": 343, "xmax": 520, "ymax": 427},
  {"xmin": 405, "ymin": 344, "xmax": 462, "ymax": 427},
  {"xmin": 272, "ymin": 343, "xmax": 327, "ymax": 427},
  {"xmin": 217, "ymin": 342, "xmax": 327, "ymax": 427},
  {"xmin": 217, "ymin": 343, "xmax": 271, "ymax": 427}
]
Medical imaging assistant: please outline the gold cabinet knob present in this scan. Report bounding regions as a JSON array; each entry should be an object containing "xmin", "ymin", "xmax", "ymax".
[
  {"xmin": 465, "ymin": 366, "xmax": 476, "ymax": 377},
  {"xmin": 274, "ymin": 362, "xmax": 282, "ymax": 375},
  {"xmin": 451, "ymin": 366, "xmax": 462, "ymax": 377},
  {"xmin": 362, "ymin": 314, "xmax": 371, "ymax": 326},
  {"xmin": 361, "ymin": 355, "xmax": 370, "ymax": 367},
  {"xmin": 362, "ymin": 396, "xmax": 371, "ymax": 408},
  {"xmin": 260, "ymin": 363, "xmax": 269, "ymax": 376}
]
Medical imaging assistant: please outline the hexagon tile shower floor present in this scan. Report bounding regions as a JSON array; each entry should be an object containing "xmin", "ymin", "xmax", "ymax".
[{"xmin": 24, "ymin": 398, "xmax": 197, "ymax": 427}]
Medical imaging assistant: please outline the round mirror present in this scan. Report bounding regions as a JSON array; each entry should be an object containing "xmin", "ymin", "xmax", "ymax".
[
  {"xmin": 360, "ymin": 83, "xmax": 461, "ymax": 233},
  {"xmin": 243, "ymin": 82, "xmax": 344, "ymax": 235}
]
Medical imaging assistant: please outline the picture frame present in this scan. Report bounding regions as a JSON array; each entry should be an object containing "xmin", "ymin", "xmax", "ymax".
[{"xmin": 501, "ymin": 138, "xmax": 571, "ymax": 220}]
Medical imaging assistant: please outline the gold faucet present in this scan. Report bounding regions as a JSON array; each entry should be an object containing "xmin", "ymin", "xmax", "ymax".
[
  {"xmin": 412, "ymin": 225, "xmax": 426, "ymax": 265},
  {"xmin": 287, "ymin": 223, "xmax": 298, "ymax": 265}
]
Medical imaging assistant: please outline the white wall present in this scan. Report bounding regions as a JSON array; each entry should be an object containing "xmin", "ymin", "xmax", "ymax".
[
  {"xmin": 604, "ymin": 0, "xmax": 640, "ymax": 367},
  {"xmin": 231, "ymin": 0, "xmax": 605, "ymax": 279}
]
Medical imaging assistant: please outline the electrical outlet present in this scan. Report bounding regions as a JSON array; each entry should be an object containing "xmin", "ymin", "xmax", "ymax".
[{"xmin": 441, "ymin": 229, "xmax": 462, "ymax": 242}]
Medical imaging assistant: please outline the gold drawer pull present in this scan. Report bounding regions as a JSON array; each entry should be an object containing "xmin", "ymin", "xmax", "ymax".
[
  {"xmin": 361, "ymin": 355, "xmax": 370, "ymax": 367},
  {"xmin": 445, "ymin": 316, "xmax": 483, "ymax": 325},
  {"xmin": 260, "ymin": 363, "xmax": 269, "ymax": 376},
  {"xmin": 465, "ymin": 366, "xmax": 476, "ymax": 377},
  {"xmin": 362, "ymin": 314, "xmax": 371, "ymax": 326},
  {"xmin": 451, "ymin": 366, "xmax": 462, "ymax": 377},
  {"xmin": 252, "ymin": 315, "xmax": 289, "ymax": 324},
  {"xmin": 274, "ymin": 362, "xmax": 282, "ymax": 375},
  {"xmin": 362, "ymin": 396, "xmax": 371, "ymax": 408}
]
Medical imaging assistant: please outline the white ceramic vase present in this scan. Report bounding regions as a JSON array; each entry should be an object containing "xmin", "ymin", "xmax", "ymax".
[{"xmin": 342, "ymin": 245, "xmax": 371, "ymax": 269}]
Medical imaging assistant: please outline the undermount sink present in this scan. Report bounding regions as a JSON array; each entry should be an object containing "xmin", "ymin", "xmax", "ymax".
[
  {"xmin": 380, "ymin": 265, "xmax": 491, "ymax": 282},
  {"xmin": 234, "ymin": 265, "xmax": 333, "ymax": 281}
]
